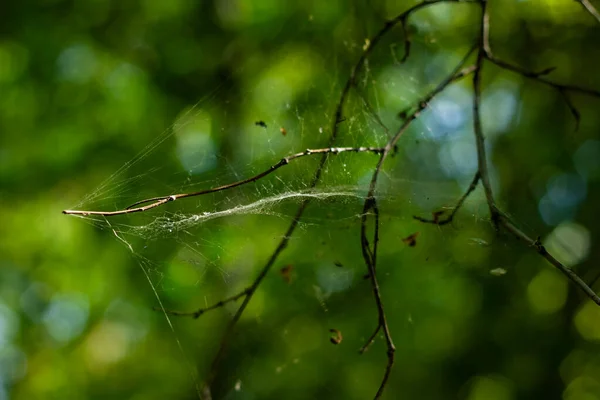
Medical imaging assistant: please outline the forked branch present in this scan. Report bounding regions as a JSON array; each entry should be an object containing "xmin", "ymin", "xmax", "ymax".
[
  {"xmin": 481, "ymin": 7, "xmax": 600, "ymax": 131},
  {"xmin": 475, "ymin": 0, "xmax": 600, "ymax": 306},
  {"xmin": 415, "ymin": 0, "xmax": 600, "ymax": 308},
  {"xmin": 358, "ymin": 46, "xmax": 477, "ymax": 399}
]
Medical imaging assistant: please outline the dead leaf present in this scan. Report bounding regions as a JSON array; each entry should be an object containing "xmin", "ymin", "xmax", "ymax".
[
  {"xmin": 402, "ymin": 232, "xmax": 420, "ymax": 247},
  {"xmin": 280, "ymin": 264, "xmax": 293, "ymax": 283},
  {"xmin": 329, "ymin": 328, "xmax": 342, "ymax": 345}
]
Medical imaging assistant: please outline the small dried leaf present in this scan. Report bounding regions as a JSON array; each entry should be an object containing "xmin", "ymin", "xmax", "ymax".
[
  {"xmin": 280, "ymin": 264, "xmax": 293, "ymax": 283},
  {"xmin": 402, "ymin": 232, "xmax": 420, "ymax": 247},
  {"xmin": 280, "ymin": 127, "xmax": 287, "ymax": 136},
  {"xmin": 329, "ymin": 328, "xmax": 343, "ymax": 345}
]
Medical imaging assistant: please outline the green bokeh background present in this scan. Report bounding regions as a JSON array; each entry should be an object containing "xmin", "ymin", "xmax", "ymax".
[{"xmin": 2, "ymin": 0, "xmax": 600, "ymax": 399}]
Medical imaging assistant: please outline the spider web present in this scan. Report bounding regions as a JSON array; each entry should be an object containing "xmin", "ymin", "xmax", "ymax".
[{"xmin": 62, "ymin": 8, "xmax": 499, "ymax": 398}]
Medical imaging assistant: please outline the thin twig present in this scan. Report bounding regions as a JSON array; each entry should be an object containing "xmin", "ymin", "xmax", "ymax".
[
  {"xmin": 157, "ymin": 288, "xmax": 251, "ymax": 318},
  {"xmin": 165, "ymin": 4, "xmax": 482, "ymax": 397},
  {"xmin": 389, "ymin": 0, "xmax": 480, "ymax": 64},
  {"xmin": 576, "ymin": 0, "xmax": 600, "ymax": 23},
  {"xmin": 198, "ymin": 1, "xmax": 444, "ymax": 391},
  {"xmin": 485, "ymin": 53, "xmax": 600, "ymax": 97},
  {"xmin": 413, "ymin": 172, "xmax": 480, "ymax": 225},
  {"xmin": 480, "ymin": 0, "xmax": 600, "ymax": 132},
  {"xmin": 62, "ymin": 147, "xmax": 384, "ymax": 217},
  {"xmin": 481, "ymin": 6, "xmax": 600, "ymax": 132},
  {"xmin": 359, "ymin": 324, "xmax": 382, "ymax": 354},
  {"xmin": 202, "ymin": 208, "xmax": 308, "ymax": 395},
  {"xmin": 471, "ymin": 0, "xmax": 600, "ymax": 306},
  {"xmin": 355, "ymin": 88, "xmax": 392, "ymax": 137},
  {"xmin": 358, "ymin": 45, "xmax": 477, "ymax": 400},
  {"xmin": 62, "ymin": 1, "xmax": 600, "ymax": 399},
  {"xmin": 398, "ymin": 15, "xmax": 411, "ymax": 63},
  {"xmin": 499, "ymin": 215, "xmax": 600, "ymax": 305},
  {"xmin": 360, "ymin": 194, "xmax": 395, "ymax": 400},
  {"xmin": 473, "ymin": 1, "xmax": 499, "ymax": 228}
]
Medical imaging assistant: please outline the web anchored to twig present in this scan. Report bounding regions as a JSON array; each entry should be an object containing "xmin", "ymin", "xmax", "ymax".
[
  {"xmin": 63, "ymin": 1, "xmax": 600, "ymax": 399},
  {"xmin": 62, "ymin": 146, "xmax": 384, "ymax": 217}
]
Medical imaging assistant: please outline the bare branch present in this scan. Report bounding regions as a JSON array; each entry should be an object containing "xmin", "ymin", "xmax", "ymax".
[
  {"xmin": 117, "ymin": 7, "xmax": 483, "ymax": 397},
  {"xmin": 473, "ymin": 1, "xmax": 499, "ymax": 227},
  {"xmin": 357, "ymin": 45, "xmax": 477, "ymax": 399},
  {"xmin": 413, "ymin": 172, "xmax": 480, "ymax": 225},
  {"xmin": 413, "ymin": 0, "xmax": 600, "ymax": 315},
  {"xmin": 499, "ymin": 215, "xmax": 600, "ymax": 306},
  {"xmin": 196, "ymin": 3, "xmax": 480, "ymax": 393},
  {"xmin": 355, "ymin": 88, "xmax": 392, "ymax": 137},
  {"xmin": 480, "ymin": 1, "xmax": 600, "ymax": 133},
  {"xmin": 157, "ymin": 288, "xmax": 251, "ymax": 318},
  {"xmin": 485, "ymin": 53, "xmax": 600, "ymax": 97},
  {"xmin": 65, "ymin": 2, "xmax": 600, "ymax": 399},
  {"xmin": 62, "ymin": 147, "xmax": 384, "ymax": 217},
  {"xmin": 469, "ymin": 0, "xmax": 600, "ymax": 306},
  {"xmin": 360, "ymin": 194, "xmax": 395, "ymax": 400},
  {"xmin": 201, "ymin": 193, "xmax": 322, "ymax": 399},
  {"xmin": 384, "ymin": 0, "xmax": 479, "ymax": 63},
  {"xmin": 359, "ymin": 324, "xmax": 382, "ymax": 354}
]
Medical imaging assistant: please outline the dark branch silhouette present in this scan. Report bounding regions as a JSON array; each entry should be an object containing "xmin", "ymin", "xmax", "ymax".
[
  {"xmin": 413, "ymin": 172, "xmax": 480, "ymax": 225},
  {"xmin": 358, "ymin": 46, "xmax": 477, "ymax": 398},
  {"xmin": 414, "ymin": 0, "xmax": 600, "ymax": 309},
  {"xmin": 481, "ymin": 10, "xmax": 600, "ymax": 132},
  {"xmin": 63, "ymin": 1, "xmax": 600, "ymax": 399},
  {"xmin": 156, "ymin": 289, "xmax": 250, "ymax": 318},
  {"xmin": 476, "ymin": 1, "xmax": 600, "ymax": 306}
]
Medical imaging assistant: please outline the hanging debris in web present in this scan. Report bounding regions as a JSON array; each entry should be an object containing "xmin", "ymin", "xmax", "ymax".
[
  {"xmin": 280, "ymin": 264, "xmax": 294, "ymax": 283},
  {"xmin": 402, "ymin": 232, "xmax": 420, "ymax": 247},
  {"xmin": 329, "ymin": 328, "xmax": 343, "ymax": 345},
  {"xmin": 255, "ymin": 121, "xmax": 267, "ymax": 128},
  {"xmin": 280, "ymin": 127, "xmax": 287, "ymax": 136},
  {"xmin": 490, "ymin": 268, "xmax": 507, "ymax": 277}
]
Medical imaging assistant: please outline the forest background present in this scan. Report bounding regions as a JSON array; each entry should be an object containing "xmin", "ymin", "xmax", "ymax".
[{"xmin": 2, "ymin": 0, "xmax": 600, "ymax": 399}]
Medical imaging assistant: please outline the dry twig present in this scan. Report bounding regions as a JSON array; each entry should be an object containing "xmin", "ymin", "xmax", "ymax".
[
  {"xmin": 62, "ymin": 147, "xmax": 384, "ymax": 216},
  {"xmin": 414, "ymin": 0, "xmax": 600, "ymax": 309},
  {"xmin": 357, "ymin": 45, "xmax": 477, "ymax": 398}
]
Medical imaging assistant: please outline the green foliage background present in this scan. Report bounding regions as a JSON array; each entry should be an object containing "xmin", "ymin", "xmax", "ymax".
[{"xmin": 2, "ymin": 0, "xmax": 600, "ymax": 399}]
